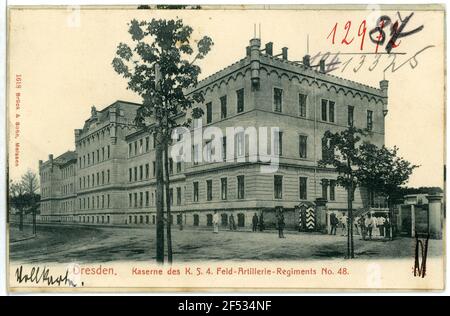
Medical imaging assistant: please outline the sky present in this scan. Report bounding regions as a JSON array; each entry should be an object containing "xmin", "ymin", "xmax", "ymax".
[{"xmin": 7, "ymin": 6, "xmax": 445, "ymax": 188}]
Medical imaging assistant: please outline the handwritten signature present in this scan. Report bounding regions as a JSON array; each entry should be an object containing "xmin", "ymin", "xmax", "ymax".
[
  {"xmin": 310, "ymin": 45, "xmax": 435, "ymax": 75},
  {"xmin": 414, "ymin": 234, "xmax": 429, "ymax": 278},
  {"xmin": 15, "ymin": 265, "xmax": 78, "ymax": 287}
]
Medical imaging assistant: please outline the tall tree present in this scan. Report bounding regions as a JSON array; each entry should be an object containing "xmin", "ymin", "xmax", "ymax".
[
  {"xmin": 9, "ymin": 174, "xmax": 40, "ymax": 232},
  {"xmin": 356, "ymin": 143, "xmax": 419, "ymax": 238},
  {"xmin": 9, "ymin": 180, "xmax": 24, "ymax": 230},
  {"xmin": 112, "ymin": 18, "xmax": 213, "ymax": 263},
  {"xmin": 319, "ymin": 127, "xmax": 366, "ymax": 259},
  {"xmin": 21, "ymin": 169, "xmax": 39, "ymax": 194},
  {"xmin": 10, "ymin": 180, "xmax": 24, "ymax": 197}
]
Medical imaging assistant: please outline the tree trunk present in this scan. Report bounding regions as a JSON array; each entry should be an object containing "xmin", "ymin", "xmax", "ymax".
[
  {"xmin": 155, "ymin": 132, "xmax": 165, "ymax": 264},
  {"xmin": 19, "ymin": 209, "xmax": 23, "ymax": 231},
  {"xmin": 32, "ymin": 208, "xmax": 37, "ymax": 235},
  {"xmin": 387, "ymin": 197, "xmax": 394, "ymax": 241},
  {"xmin": 164, "ymin": 143, "xmax": 173, "ymax": 264},
  {"xmin": 347, "ymin": 158, "xmax": 355, "ymax": 259},
  {"xmin": 348, "ymin": 185, "xmax": 354, "ymax": 258}
]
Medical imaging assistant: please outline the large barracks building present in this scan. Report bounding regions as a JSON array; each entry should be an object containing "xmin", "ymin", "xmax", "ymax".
[{"xmin": 39, "ymin": 37, "xmax": 389, "ymax": 231}]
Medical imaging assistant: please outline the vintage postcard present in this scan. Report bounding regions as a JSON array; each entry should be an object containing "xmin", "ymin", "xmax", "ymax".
[{"xmin": 6, "ymin": 4, "xmax": 446, "ymax": 292}]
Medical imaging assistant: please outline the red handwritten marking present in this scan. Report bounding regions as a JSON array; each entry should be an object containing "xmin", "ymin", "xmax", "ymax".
[
  {"xmin": 341, "ymin": 21, "xmax": 354, "ymax": 45},
  {"xmin": 374, "ymin": 20, "xmax": 385, "ymax": 54},
  {"xmin": 327, "ymin": 22, "xmax": 337, "ymax": 44},
  {"xmin": 358, "ymin": 20, "xmax": 367, "ymax": 51},
  {"xmin": 327, "ymin": 20, "xmax": 368, "ymax": 50}
]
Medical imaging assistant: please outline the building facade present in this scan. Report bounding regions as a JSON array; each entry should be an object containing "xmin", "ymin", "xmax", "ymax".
[{"xmin": 38, "ymin": 37, "xmax": 389, "ymax": 231}]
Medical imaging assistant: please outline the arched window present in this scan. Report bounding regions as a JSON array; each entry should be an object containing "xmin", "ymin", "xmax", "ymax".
[
  {"xmin": 237, "ymin": 213, "xmax": 245, "ymax": 227},
  {"xmin": 193, "ymin": 214, "xmax": 199, "ymax": 226},
  {"xmin": 206, "ymin": 214, "xmax": 213, "ymax": 226},
  {"xmin": 221, "ymin": 213, "xmax": 228, "ymax": 226}
]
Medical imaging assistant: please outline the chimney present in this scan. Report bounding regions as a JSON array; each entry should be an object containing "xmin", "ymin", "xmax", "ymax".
[
  {"xmin": 380, "ymin": 80, "xmax": 389, "ymax": 116},
  {"xmin": 249, "ymin": 37, "xmax": 261, "ymax": 90},
  {"xmin": 265, "ymin": 42, "xmax": 273, "ymax": 56},
  {"xmin": 303, "ymin": 55, "xmax": 311, "ymax": 67},
  {"xmin": 319, "ymin": 59, "xmax": 326, "ymax": 73},
  {"xmin": 74, "ymin": 129, "xmax": 81, "ymax": 144},
  {"xmin": 281, "ymin": 47, "xmax": 288, "ymax": 60},
  {"xmin": 91, "ymin": 106, "xmax": 97, "ymax": 119},
  {"xmin": 109, "ymin": 105, "xmax": 117, "ymax": 123},
  {"xmin": 48, "ymin": 154, "xmax": 54, "ymax": 172},
  {"xmin": 109, "ymin": 105, "xmax": 118, "ymax": 144}
]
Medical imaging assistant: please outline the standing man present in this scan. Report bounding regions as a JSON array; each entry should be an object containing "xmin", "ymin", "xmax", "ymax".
[
  {"xmin": 340, "ymin": 212, "xmax": 348, "ymax": 236},
  {"xmin": 330, "ymin": 212, "xmax": 338, "ymax": 235},
  {"xmin": 378, "ymin": 215, "xmax": 386, "ymax": 237},
  {"xmin": 354, "ymin": 216, "xmax": 360, "ymax": 235},
  {"xmin": 360, "ymin": 215, "xmax": 367, "ymax": 240},
  {"xmin": 259, "ymin": 212, "xmax": 265, "ymax": 232},
  {"xmin": 229, "ymin": 214, "xmax": 236, "ymax": 231},
  {"xmin": 252, "ymin": 213, "xmax": 259, "ymax": 232},
  {"xmin": 276, "ymin": 209, "xmax": 285, "ymax": 238},
  {"xmin": 365, "ymin": 213, "xmax": 376, "ymax": 240},
  {"xmin": 213, "ymin": 211, "xmax": 219, "ymax": 234}
]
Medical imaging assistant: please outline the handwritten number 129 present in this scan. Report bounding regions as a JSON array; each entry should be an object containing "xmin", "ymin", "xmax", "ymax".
[{"xmin": 327, "ymin": 20, "xmax": 367, "ymax": 50}]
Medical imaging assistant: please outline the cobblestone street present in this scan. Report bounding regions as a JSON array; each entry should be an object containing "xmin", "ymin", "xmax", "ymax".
[{"xmin": 9, "ymin": 223, "xmax": 442, "ymax": 264}]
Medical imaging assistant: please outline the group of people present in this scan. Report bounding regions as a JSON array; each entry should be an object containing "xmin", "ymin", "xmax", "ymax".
[
  {"xmin": 329, "ymin": 212, "xmax": 391, "ymax": 240},
  {"xmin": 252, "ymin": 212, "xmax": 265, "ymax": 232},
  {"xmin": 212, "ymin": 210, "xmax": 285, "ymax": 237},
  {"xmin": 211, "ymin": 211, "xmax": 265, "ymax": 234}
]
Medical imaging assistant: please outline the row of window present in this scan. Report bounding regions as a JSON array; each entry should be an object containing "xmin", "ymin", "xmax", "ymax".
[
  {"xmin": 40, "ymin": 216, "xmax": 75, "ymax": 222},
  {"xmin": 190, "ymin": 176, "xmax": 319, "ymax": 202},
  {"xmin": 79, "ymin": 215, "xmax": 111, "ymax": 224},
  {"xmin": 128, "ymin": 135, "xmax": 156, "ymax": 157},
  {"xmin": 193, "ymin": 176, "xmax": 245, "ymax": 202},
  {"xmin": 78, "ymin": 194, "xmax": 111, "ymax": 210},
  {"xmin": 128, "ymin": 187, "xmax": 183, "ymax": 208},
  {"xmin": 41, "ymin": 170, "xmax": 51, "ymax": 182},
  {"xmin": 321, "ymin": 99, "xmax": 373, "ymax": 130},
  {"xmin": 191, "ymin": 131, "xmax": 308, "ymax": 164},
  {"xmin": 78, "ymin": 145, "xmax": 111, "ymax": 169},
  {"xmin": 61, "ymin": 165, "xmax": 75, "ymax": 179},
  {"xmin": 45, "ymin": 177, "xmax": 338, "ymax": 212},
  {"xmin": 321, "ymin": 179, "xmax": 337, "ymax": 201},
  {"xmin": 79, "ymin": 170, "xmax": 110, "ymax": 189},
  {"xmin": 275, "ymin": 89, "xmax": 374, "ymax": 130},
  {"xmin": 125, "ymin": 213, "xmax": 247, "ymax": 227},
  {"xmin": 202, "ymin": 88, "xmax": 374, "ymax": 131},
  {"xmin": 127, "ymin": 214, "xmax": 156, "ymax": 225},
  {"xmin": 202, "ymin": 89, "xmax": 245, "ymax": 125},
  {"xmin": 61, "ymin": 200, "xmax": 74, "ymax": 212},
  {"xmin": 41, "ymin": 187, "xmax": 50, "ymax": 198},
  {"xmin": 78, "ymin": 127, "xmax": 115, "ymax": 148},
  {"xmin": 61, "ymin": 183, "xmax": 74, "ymax": 196},
  {"xmin": 128, "ymin": 160, "xmax": 182, "ymax": 182}
]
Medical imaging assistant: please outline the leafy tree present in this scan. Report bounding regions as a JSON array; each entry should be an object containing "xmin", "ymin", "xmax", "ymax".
[
  {"xmin": 319, "ymin": 127, "xmax": 366, "ymax": 259},
  {"xmin": 10, "ymin": 180, "xmax": 24, "ymax": 197},
  {"xmin": 9, "ymin": 174, "xmax": 40, "ymax": 232},
  {"xmin": 9, "ymin": 180, "xmax": 24, "ymax": 229},
  {"xmin": 356, "ymin": 143, "xmax": 419, "ymax": 208},
  {"xmin": 112, "ymin": 18, "xmax": 213, "ymax": 264},
  {"xmin": 356, "ymin": 143, "xmax": 419, "ymax": 239},
  {"xmin": 320, "ymin": 127, "xmax": 419, "ymax": 255}
]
